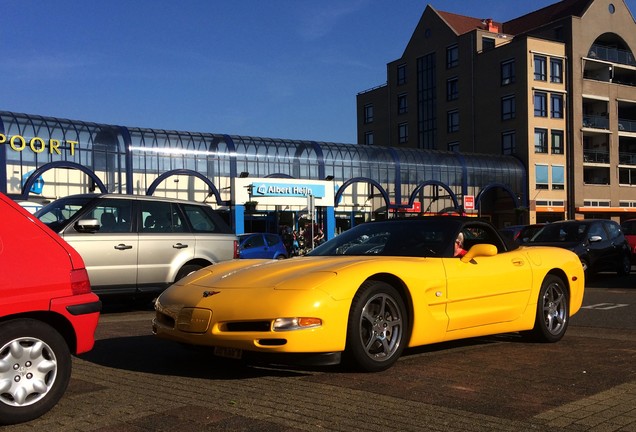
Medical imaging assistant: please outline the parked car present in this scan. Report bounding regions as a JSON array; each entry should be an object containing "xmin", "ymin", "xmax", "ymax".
[
  {"xmin": 0, "ymin": 193, "xmax": 101, "ymax": 425},
  {"xmin": 153, "ymin": 216, "xmax": 584, "ymax": 372},
  {"xmin": 620, "ymin": 219, "xmax": 636, "ymax": 263},
  {"xmin": 499, "ymin": 224, "xmax": 545, "ymax": 245},
  {"xmin": 35, "ymin": 194, "xmax": 238, "ymax": 297},
  {"xmin": 238, "ymin": 233, "xmax": 288, "ymax": 259},
  {"xmin": 526, "ymin": 219, "xmax": 631, "ymax": 275}
]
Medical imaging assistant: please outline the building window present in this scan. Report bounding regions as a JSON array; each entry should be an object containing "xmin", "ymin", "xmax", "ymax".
[
  {"xmin": 447, "ymin": 110, "xmax": 459, "ymax": 133},
  {"xmin": 619, "ymin": 167, "xmax": 636, "ymax": 185},
  {"xmin": 501, "ymin": 60, "xmax": 515, "ymax": 85},
  {"xmin": 551, "ymin": 94, "xmax": 564, "ymax": 118},
  {"xmin": 552, "ymin": 165, "xmax": 565, "ymax": 190},
  {"xmin": 501, "ymin": 95, "xmax": 516, "ymax": 120},
  {"xmin": 446, "ymin": 77, "xmax": 458, "ymax": 101},
  {"xmin": 552, "ymin": 130, "xmax": 564, "ymax": 154},
  {"xmin": 534, "ymin": 55, "xmax": 547, "ymax": 81},
  {"xmin": 397, "ymin": 64, "xmax": 407, "ymax": 85},
  {"xmin": 536, "ymin": 164, "xmax": 549, "ymax": 189},
  {"xmin": 364, "ymin": 104, "xmax": 374, "ymax": 124},
  {"xmin": 502, "ymin": 131, "xmax": 516, "ymax": 155},
  {"xmin": 534, "ymin": 91, "xmax": 547, "ymax": 117},
  {"xmin": 535, "ymin": 128, "xmax": 548, "ymax": 153},
  {"xmin": 398, "ymin": 123, "xmax": 408, "ymax": 144},
  {"xmin": 448, "ymin": 141, "xmax": 459, "ymax": 152},
  {"xmin": 398, "ymin": 94, "xmax": 408, "ymax": 115},
  {"xmin": 482, "ymin": 37, "xmax": 495, "ymax": 51},
  {"xmin": 550, "ymin": 58, "xmax": 563, "ymax": 83},
  {"xmin": 364, "ymin": 131, "xmax": 374, "ymax": 145},
  {"xmin": 447, "ymin": 45, "xmax": 458, "ymax": 69}
]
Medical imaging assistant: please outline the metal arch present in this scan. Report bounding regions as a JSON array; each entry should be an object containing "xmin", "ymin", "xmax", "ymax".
[
  {"xmin": 266, "ymin": 173, "xmax": 295, "ymax": 179},
  {"xmin": 145, "ymin": 168, "xmax": 226, "ymax": 205},
  {"xmin": 222, "ymin": 135, "xmax": 239, "ymax": 179},
  {"xmin": 20, "ymin": 161, "xmax": 107, "ymax": 200},
  {"xmin": 334, "ymin": 177, "xmax": 391, "ymax": 209},
  {"xmin": 475, "ymin": 182, "xmax": 519, "ymax": 209},
  {"xmin": 0, "ymin": 114, "xmax": 6, "ymax": 194},
  {"xmin": 408, "ymin": 180, "xmax": 460, "ymax": 210}
]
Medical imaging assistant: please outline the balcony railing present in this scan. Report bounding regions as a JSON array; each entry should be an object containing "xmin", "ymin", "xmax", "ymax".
[
  {"xmin": 588, "ymin": 44, "xmax": 636, "ymax": 67},
  {"xmin": 618, "ymin": 118, "xmax": 636, "ymax": 132},
  {"xmin": 619, "ymin": 152, "xmax": 636, "ymax": 165},
  {"xmin": 583, "ymin": 150, "xmax": 609, "ymax": 164},
  {"xmin": 582, "ymin": 115, "xmax": 609, "ymax": 129}
]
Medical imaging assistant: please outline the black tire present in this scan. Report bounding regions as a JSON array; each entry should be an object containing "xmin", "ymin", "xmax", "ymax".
[
  {"xmin": 528, "ymin": 275, "xmax": 569, "ymax": 343},
  {"xmin": 617, "ymin": 254, "xmax": 631, "ymax": 276},
  {"xmin": 580, "ymin": 258, "xmax": 590, "ymax": 275},
  {"xmin": 344, "ymin": 281, "xmax": 408, "ymax": 372},
  {"xmin": 175, "ymin": 264, "xmax": 204, "ymax": 282},
  {"xmin": 0, "ymin": 319, "xmax": 71, "ymax": 425}
]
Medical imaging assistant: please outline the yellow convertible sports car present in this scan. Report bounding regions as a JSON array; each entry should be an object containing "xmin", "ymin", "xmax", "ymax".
[{"xmin": 153, "ymin": 217, "xmax": 585, "ymax": 372}]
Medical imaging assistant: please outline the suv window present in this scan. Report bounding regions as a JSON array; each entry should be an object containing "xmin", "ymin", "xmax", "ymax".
[
  {"xmin": 183, "ymin": 204, "xmax": 232, "ymax": 233},
  {"xmin": 140, "ymin": 201, "xmax": 185, "ymax": 233},
  {"xmin": 83, "ymin": 199, "xmax": 133, "ymax": 233},
  {"xmin": 265, "ymin": 234, "xmax": 280, "ymax": 247}
]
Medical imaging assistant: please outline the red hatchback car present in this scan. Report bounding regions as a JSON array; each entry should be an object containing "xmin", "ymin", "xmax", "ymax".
[
  {"xmin": 0, "ymin": 193, "xmax": 101, "ymax": 425},
  {"xmin": 621, "ymin": 219, "xmax": 636, "ymax": 263}
]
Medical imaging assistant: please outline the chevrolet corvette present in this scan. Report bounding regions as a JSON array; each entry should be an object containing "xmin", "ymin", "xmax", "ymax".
[{"xmin": 153, "ymin": 217, "xmax": 585, "ymax": 372}]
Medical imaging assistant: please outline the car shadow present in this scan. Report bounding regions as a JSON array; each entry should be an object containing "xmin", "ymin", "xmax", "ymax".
[{"xmin": 79, "ymin": 335, "xmax": 331, "ymax": 379}]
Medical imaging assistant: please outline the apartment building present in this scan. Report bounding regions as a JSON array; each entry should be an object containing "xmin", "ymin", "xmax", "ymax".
[{"xmin": 357, "ymin": 0, "xmax": 636, "ymax": 223}]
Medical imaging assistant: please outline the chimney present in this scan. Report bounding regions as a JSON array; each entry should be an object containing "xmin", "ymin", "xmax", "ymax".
[{"xmin": 484, "ymin": 18, "xmax": 499, "ymax": 33}]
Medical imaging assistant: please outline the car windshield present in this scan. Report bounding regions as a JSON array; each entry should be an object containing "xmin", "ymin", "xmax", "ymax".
[
  {"xmin": 529, "ymin": 223, "xmax": 587, "ymax": 243},
  {"xmin": 307, "ymin": 219, "xmax": 460, "ymax": 257},
  {"xmin": 35, "ymin": 196, "xmax": 95, "ymax": 232}
]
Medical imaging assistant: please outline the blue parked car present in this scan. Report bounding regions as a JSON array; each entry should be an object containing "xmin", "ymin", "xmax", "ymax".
[{"xmin": 238, "ymin": 233, "xmax": 288, "ymax": 259}]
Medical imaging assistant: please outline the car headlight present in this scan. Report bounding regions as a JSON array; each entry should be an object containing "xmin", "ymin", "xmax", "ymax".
[{"xmin": 273, "ymin": 317, "xmax": 322, "ymax": 331}]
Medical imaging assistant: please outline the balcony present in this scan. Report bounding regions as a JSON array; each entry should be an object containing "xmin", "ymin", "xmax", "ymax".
[
  {"xmin": 583, "ymin": 149, "xmax": 609, "ymax": 164},
  {"xmin": 618, "ymin": 118, "xmax": 636, "ymax": 132},
  {"xmin": 588, "ymin": 44, "xmax": 636, "ymax": 67},
  {"xmin": 582, "ymin": 114, "xmax": 609, "ymax": 129},
  {"xmin": 619, "ymin": 152, "xmax": 636, "ymax": 165}
]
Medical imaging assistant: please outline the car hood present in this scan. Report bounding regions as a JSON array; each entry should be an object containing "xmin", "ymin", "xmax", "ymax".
[{"xmin": 172, "ymin": 255, "xmax": 379, "ymax": 290}]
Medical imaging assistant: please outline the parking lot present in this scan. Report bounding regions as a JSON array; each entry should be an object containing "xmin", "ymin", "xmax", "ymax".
[{"xmin": 3, "ymin": 277, "xmax": 636, "ymax": 432}]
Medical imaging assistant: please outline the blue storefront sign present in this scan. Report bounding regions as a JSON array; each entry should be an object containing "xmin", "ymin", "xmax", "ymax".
[
  {"xmin": 251, "ymin": 182, "xmax": 326, "ymax": 198},
  {"xmin": 21, "ymin": 171, "xmax": 45, "ymax": 194}
]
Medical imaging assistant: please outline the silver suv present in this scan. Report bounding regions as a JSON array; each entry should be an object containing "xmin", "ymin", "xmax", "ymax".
[{"xmin": 36, "ymin": 194, "xmax": 238, "ymax": 296}]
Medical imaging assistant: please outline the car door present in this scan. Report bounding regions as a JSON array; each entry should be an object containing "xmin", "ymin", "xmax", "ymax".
[
  {"xmin": 442, "ymin": 225, "xmax": 533, "ymax": 331},
  {"xmin": 240, "ymin": 234, "xmax": 268, "ymax": 259},
  {"xmin": 61, "ymin": 198, "xmax": 137, "ymax": 294},
  {"xmin": 586, "ymin": 222, "xmax": 613, "ymax": 271},
  {"xmin": 136, "ymin": 200, "xmax": 195, "ymax": 293}
]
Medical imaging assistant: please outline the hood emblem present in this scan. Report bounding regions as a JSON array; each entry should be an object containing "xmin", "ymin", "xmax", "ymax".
[{"xmin": 202, "ymin": 290, "xmax": 220, "ymax": 298}]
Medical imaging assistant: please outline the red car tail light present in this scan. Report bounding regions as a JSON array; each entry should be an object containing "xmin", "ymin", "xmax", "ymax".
[
  {"xmin": 70, "ymin": 268, "xmax": 92, "ymax": 295},
  {"xmin": 233, "ymin": 240, "xmax": 239, "ymax": 259}
]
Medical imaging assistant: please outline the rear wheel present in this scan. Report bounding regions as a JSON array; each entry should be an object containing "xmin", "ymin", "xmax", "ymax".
[
  {"xmin": 528, "ymin": 275, "xmax": 569, "ymax": 342},
  {"xmin": 175, "ymin": 264, "xmax": 204, "ymax": 282},
  {"xmin": 0, "ymin": 319, "xmax": 71, "ymax": 425},
  {"xmin": 344, "ymin": 281, "xmax": 408, "ymax": 372}
]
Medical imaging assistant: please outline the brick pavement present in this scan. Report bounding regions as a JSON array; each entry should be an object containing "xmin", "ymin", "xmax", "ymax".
[{"xmin": 1, "ymin": 311, "xmax": 635, "ymax": 432}]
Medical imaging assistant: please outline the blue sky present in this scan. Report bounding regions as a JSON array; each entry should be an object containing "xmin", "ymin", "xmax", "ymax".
[{"xmin": 3, "ymin": 1, "xmax": 636, "ymax": 144}]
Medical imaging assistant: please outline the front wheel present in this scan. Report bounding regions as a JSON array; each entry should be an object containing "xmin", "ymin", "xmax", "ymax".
[
  {"xmin": 344, "ymin": 281, "xmax": 408, "ymax": 372},
  {"xmin": 0, "ymin": 319, "xmax": 71, "ymax": 425},
  {"xmin": 528, "ymin": 275, "xmax": 569, "ymax": 343}
]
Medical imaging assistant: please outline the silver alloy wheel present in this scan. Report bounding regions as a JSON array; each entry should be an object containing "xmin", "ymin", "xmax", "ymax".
[
  {"xmin": 541, "ymin": 280, "xmax": 567, "ymax": 336},
  {"xmin": 0, "ymin": 337, "xmax": 58, "ymax": 407},
  {"xmin": 358, "ymin": 293, "xmax": 404, "ymax": 361}
]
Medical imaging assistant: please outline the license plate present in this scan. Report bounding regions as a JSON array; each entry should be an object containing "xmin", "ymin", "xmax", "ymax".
[{"xmin": 214, "ymin": 346, "xmax": 243, "ymax": 360}]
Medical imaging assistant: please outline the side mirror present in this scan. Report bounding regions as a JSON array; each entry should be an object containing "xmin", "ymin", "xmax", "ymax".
[
  {"xmin": 461, "ymin": 243, "xmax": 498, "ymax": 263},
  {"xmin": 75, "ymin": 218, "xmax": 100, "ymax": 233}
]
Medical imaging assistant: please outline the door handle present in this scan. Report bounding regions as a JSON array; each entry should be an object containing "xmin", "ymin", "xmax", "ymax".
[
  {"xmin": 511, "ymin": 258, "xmax": 524, "ymax": 266},
  {"xmin": 173, "ymin": 243, "xmax": 188, "ymax": 249},
  {"xmin": 114, "ymin": 244, "xmax": 133, "ymax": 250}
]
